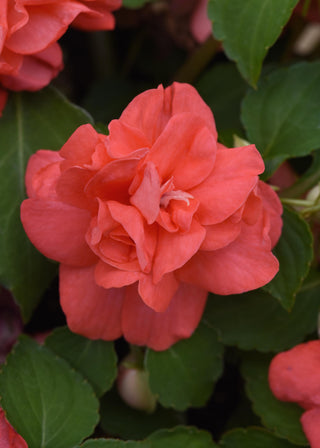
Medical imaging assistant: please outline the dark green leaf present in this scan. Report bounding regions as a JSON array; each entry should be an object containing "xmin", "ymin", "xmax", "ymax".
[
  {"xmin": 145, "ymin": 323, "xmax": 223, "ymax": 411},
  {"xmin": 0, "ymin": 336, "xmax": 99, "ymax": 448},
  {"xmin": 45, "ymin": 326, "xmax": 117, "ymax": 397},
  {"xmin": 208, "ymin": 0, "xmax": 298, "ymax": 86},
  {"xmin": 241, "ymin": 353, "xmax": 308, "ymax": 446},
  {"xmin": 220, "ymin": 427, "xmax": 298, "ymax": 448},
  {"xmin": 80, "ymin": 426, "xmax": 218, "ymax": 447},
  {"xmin": 203, "ymin": 273, "xmax": 320, "ymax": 353},
  {"xmin": 100, "ymin": 388, "xmax": 184, "ymax": 440},
  {"xmin": 242, "ymin": 62, "xmax": 320, "ymax": 168},
  {"xmin": 0, "ymin": 88, "xmax": 93, "ymax": 321},
  {"xmin": 264, "ymin": 208, "xmax": 313, "ymax": 310}
]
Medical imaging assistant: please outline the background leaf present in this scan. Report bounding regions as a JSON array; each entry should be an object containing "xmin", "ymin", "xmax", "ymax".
[
  {"xmin": 100, "ymin": 388, "xmax": 184, "ymax": 440},
  {"xmin": 208, "ymin": 0, "xmax": 298, "ymax": 86},
  {"xmin": 45, "ymin": 326, "xmax": 117, "ymax": 397},
  {"xmin": 203, "ymin": 272, "xmax": 320, "ymax": 353},
  {"xmin": 0, "ymin": 336, "xmax": 99, "ymax": 448},
  {"xmin": 264, "ymin": 207, "xmax": 313, "ymax": 310},
  {"xmin": 241, "ymin": 62, "xmax": 320, "ymax": 172},
  {"xmin": 145, "ymin": 323, "xmax": 224, "ymax": 411},
  {"xmin": 219, "ymin": 427, "xmax": 298, "ymax": 448},
  {"xmin": 79, "ymin": 426, "xmax": 218, "ymax": 447},
  {"xmin": 241, "ymin": 353, "xmax": 308, "ymax": 446},
  {"xmin": 0, "ymin": 88, "xmax": 93, "ymax": 321}
]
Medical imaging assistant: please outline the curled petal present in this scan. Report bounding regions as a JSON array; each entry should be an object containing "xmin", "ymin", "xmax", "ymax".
[
  {"xmin": 122, "ymin": 283, "xmax": 208, "ymax": 351},
  {"xmin": 60, "ymin": 264, "xmax": 124, "ymax": 341},
  {"xmin": 191, "ymin": 144, "xmax": 265, "ymax": 225},
  {"xmin": 25, "ymin": 149, "xmax": 62, "ymax": 198},
  {"xmin": 95, "ymin": 260, "xmax": 142, "ymax": 288}
]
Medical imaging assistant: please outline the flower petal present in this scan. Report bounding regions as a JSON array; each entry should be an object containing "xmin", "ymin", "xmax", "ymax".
[
  {"xmin": 201, "ymin": 217, "xmax": 242, "ymax": 251},
  {"xmin": 60, "ymin": 264, "xmax": 124, "ymax": 340},
  {"xmin": 59, "ymin": 124, "xmax": 102, "ymax": 166},
  {"xmin": 148, "ymin": 113, "xmax": 216, "ymax": 188},
  {"xmin": 153, "ymin": 219, "xmax": 206, "ymax": 282},
  {"xmin": 269, "ymin": 340, "xmax": 320, "ymax": 410},
  {"xmin": 177, "ymin": 217, "xmax": 279, "ymax": 295},
  {"xmin": 21, "ymin": 199, "xmax": 96, "ymax": 266},
  {"xmin": 122, "ymin": 282, "xmax": 208, "ymax": 351},
  {"xmin": 95, "ymin": 260, "xmax": 142, "ymax": 288},
  {"xmin": 138, "ymin": 272, "xmax": 179, "ymax": 312},
  {"xmin": 191, "ymin": 144, "xmax": 265, "ymax": 225},
  {"xmin": 130, "ymin": 161, "xmax": 161, "ymax": 224},
  {"xmin": 301, "ymin": 408, "xmax": 320, "ymax": 448},
  {"xmin": 25, "ymin": 149, "xmax": 62, "ymax": 198}
]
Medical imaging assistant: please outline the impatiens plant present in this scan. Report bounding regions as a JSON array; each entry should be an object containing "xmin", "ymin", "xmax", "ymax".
[{"xmin": 1, "ymin": 0, "xmax": 320, "ymax": 447}]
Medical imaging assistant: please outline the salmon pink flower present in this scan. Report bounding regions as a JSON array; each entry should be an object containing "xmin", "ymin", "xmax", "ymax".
[
  {"xmin": 0, "ymin": 0, "xmax": 121, "ymax": 113},
  {"xmin": 20, "ymin": 82, "xmax": 282, "ymax": 351},
  {"xmin": 269, "ymin": 340, "xmax": 320, "ymax": 448},
  {"xmin": 0, "ymin": 408, "xmax": 28, "ymax": 447}
]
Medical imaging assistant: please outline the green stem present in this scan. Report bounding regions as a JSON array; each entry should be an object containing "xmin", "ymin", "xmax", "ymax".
[{"xmin": 173, "ymin": 36, "xmax": 219, "ymax": 84}]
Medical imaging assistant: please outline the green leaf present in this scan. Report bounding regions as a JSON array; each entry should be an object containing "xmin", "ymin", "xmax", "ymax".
[
  {"xmin": 45, "ymin": 326, "xmax": 117, "ymax": 397},
  {"xmin": 208, "ymin": 0, "xmax": 298, "ymax": 86},
  {"xmin": 196, "ymin": 63, "xmax": 248, "ymax": 145},
  {"xmin": 145, "ymin": 323, "xmax": 224, "ymax": 411},
  {"xmin": 242, "ymin": 62, "xmax": 320, "ymax": 168},
  {"xmin": 100, "ymin": 388, "xmax": 185, "ymax": 440},
  {"xmin": 264, "ymin": 207, "xmax": 313, "ymax": 310},
  {"xmin": 0, "ymin": 88, "xmax": 93, "ymax": 321},
  {"xmin": 220, "ymin": 427, "xmax": 298, "ymax": 448},
  {"xmin": 203, "ymin": 274, "xmax": 320, "ymax": 353},
  {"xmin": 80, "ymin": 426, "xmax": 218, "ymax": 447},
  {"xmin": 241, "ymin": 353, "xmax": 308, "ymax": 446},
  {"xmin": 0, "ymin": 336, "xmax": 99, "ymax": 448}
]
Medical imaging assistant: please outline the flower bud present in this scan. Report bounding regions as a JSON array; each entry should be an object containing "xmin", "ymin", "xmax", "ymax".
[{"xmin": 117, "ymin": 354, "xmax": 157, "ymax": 413}]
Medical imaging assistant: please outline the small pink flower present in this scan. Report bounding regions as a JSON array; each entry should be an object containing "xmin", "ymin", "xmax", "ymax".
[
  {"xmin": 21, "ymin": 82, "xmax": 282, "ymax": 350},
  {"xmin": 269, "ymin": 340, "xmax": 320, "ymax": 447}
]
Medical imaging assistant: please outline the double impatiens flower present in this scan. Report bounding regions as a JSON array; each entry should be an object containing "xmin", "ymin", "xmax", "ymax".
[
  {"xmin": 21, "ymin": 82, "xmax": 283, "ymax": 350},
  {"xmin": 269, "ymin": 341, "xmax": 320, "ymax": 448},
  {"xmin": 0, "ymin": 0, "xmax": 121, "ymax": 113}
]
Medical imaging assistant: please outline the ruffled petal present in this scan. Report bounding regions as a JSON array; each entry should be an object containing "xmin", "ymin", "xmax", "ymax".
[
  {"xmin": 59, "ymin": 124, "xmax": 102, "ymax": 165},
  {"xmin": 72, "ymin": 0, "xmax": 121, "ymax": 30},
  {"xmin": 130, "ymin": 161, "xmax": 161, "ymax": 224},
  {"xmin": 25, "ymin": 149, "xmax": 62, "ymax": 199},
  {"xmin": 191, "ymin": 144, "xmax": 265, "ymax": 225},
  {"xmin": 153, "ymin": 219, "xmax": 206, "ymax": 282},
  {"xmin": 95, "ymin": 260, "xmax": 142, "ymax": 288},
  {"xmin": 122, "ymin": 282, "xmax": 208, "ymax": 350},
  {"xmin": 56, "ymin": 167, "xmax": 96, "ymax": 211},
  {"xmin": 5, "ymin": 2, "xmax": 87, "ymax": 54},
  {"xmin": 258, "ymin": 180, "xmax": 283, "ymax": 248},
  {"xmin": 108, "ymin": 202, "xmax": 156, "ymax": 272},
  {"xmin": 60, "ymin": 264, "xmax": 124, "ymax": 340},
  {"xmin": 177, "ymin": 216, "xmax": 279, "ymax": 295},
  {"xmin": 1, "ymin": 43, "xmax": 63, "ymax": 91},
  {"xmin": 138, "ymin": 272, "xmax": 179, "ymax": 312},
  {"xmin": 148, "ymin": 113, "xmax": 216, "ymax": 190},
  {"xmin": 21, "ymin": 199, "xmax": 96, "ymax": 266},
  {"xmin": 201, "ymin": 217, "xmax": 242, "ymax": 251}
]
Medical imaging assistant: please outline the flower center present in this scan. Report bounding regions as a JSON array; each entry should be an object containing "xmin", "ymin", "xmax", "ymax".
[{"xmin": 160, "ymin": 190, "xmax": 194, "ymax": 209}]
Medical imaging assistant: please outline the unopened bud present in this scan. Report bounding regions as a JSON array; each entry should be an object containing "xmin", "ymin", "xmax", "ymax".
[{"xmin": 117, "ymin": 354, "xmax": 157, "ymax": 413}]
